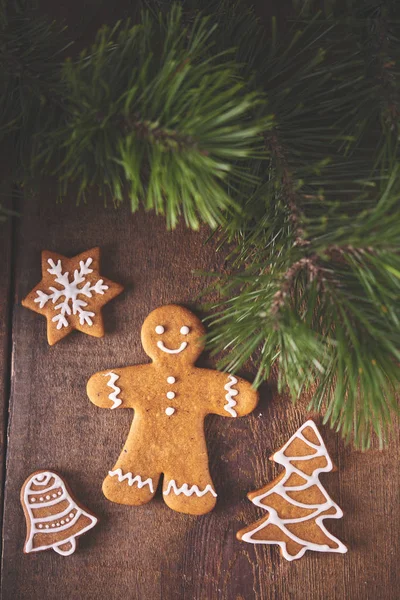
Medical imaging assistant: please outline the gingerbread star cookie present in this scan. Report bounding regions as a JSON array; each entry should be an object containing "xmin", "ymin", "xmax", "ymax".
[{"xmin": 22, "ymin": 247, "xmax": 123, "ymax": 345}]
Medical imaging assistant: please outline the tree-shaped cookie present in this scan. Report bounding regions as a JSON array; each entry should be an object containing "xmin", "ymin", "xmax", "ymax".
[
  {"xmin": 21, "ymin": 470, "xmax": 98, "ymax": 556},
  {"xmin": 237, "ymin": 420, "xmax": 347, "ymax": 560},
  {"xmin": 22, "ymin": 247, "xmax": 123, "ymax": 345},
  {"xmin": 87, "ymin": 304, "xmax": 259, "ymax": 515}
]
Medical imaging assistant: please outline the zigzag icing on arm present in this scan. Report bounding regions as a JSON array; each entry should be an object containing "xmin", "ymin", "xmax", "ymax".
[
  {"xmin": 241, "ymin": 420, "xmax": 347, "ymax": 560},
  {"xmin": 103, "ymin": 372, "xmax": 122, "ymax": 409},
  {"xmin": 108, "ymin": 469, "xmax": 154, "ymax": 494},
  {"xmin": 163, "ymin": 480, "xmax": 217, "ymax": 498},
  {"xmin": 224, "ymin": 375, "xmax": 238, "ymax": 417}
]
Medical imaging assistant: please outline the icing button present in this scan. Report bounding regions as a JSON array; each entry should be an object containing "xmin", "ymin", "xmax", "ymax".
[
  {"xmin": 165, "ymin": 407, "xmax": 175, "ymax": 416},
  {"xmin": 167, "ymin": 376, "xmax": 176, "ymax": 384},
  {"xmin": 166, "ymin": 391, "xmax": 175, "ymax": 400}
]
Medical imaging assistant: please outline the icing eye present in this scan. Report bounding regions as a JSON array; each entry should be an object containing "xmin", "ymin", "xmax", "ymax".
[
  {"xmin": 180, "ymin": 326, "xmax": 190, "ymax": 335},
  {"xmin": 155, "ymin": 325, "xmax": 165, "ymax": 335}
]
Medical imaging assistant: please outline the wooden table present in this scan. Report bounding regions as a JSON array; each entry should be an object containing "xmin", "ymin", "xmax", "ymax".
[{"xmin": 1, "ymin": 3, "xmax": 400, "ymax": 599}]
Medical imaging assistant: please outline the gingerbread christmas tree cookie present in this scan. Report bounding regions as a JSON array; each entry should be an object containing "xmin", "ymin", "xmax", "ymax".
[
  {"xmin": 237, "ymin": 420, "xmax": 347, "ymax": 561},
  {"xmin": 22, "ymin": 247, "xmax": 123, "ymax": 345},
  {"xmin": 87, "ymin": 304, "xmax": 259, "ymax": 515},
  {"xmin": 21, "ymin": 470, "xmax": 98, "ymax": 556}
]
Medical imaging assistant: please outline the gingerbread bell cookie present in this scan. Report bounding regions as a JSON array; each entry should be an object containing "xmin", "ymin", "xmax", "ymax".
[
  {"xmin": 21, "ymin": 470, "xmax": 98, "ymax": 556},
  {"xmin": 237, "ymin": 420, "xmax": 348, "ymax": 561},
  {"xmin": 22, "ymin": 247, "xmax": 123, "ymax": 345},
  {"xmin": 87, "ymin": 304, "xmax": 259, "ymax": 515}
]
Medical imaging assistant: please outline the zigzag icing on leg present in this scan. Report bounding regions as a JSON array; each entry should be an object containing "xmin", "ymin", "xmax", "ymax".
[
  {"xmin": 224, "ymin": 375, "xmax": 238, "ymax": 417},
  {"xmin": 163, "ymin": 480, "xmax": 217, "ymax": 498},
  {"xmin": 108, "ymin": 469, "xmax": 154, "ymax": 493}
]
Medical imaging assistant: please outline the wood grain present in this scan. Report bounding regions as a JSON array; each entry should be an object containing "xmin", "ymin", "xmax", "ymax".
[
  {"xmin": 1, "ymin": 185, "xmax": 399, "ymax": 600},
  {"xmin": 0, "ymin": 182, "xmax": 13, "ymax": 534}
]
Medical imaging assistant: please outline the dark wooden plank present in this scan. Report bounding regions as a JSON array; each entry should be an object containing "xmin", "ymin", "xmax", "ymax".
[
  {"xmin": 1, "ymin": 184, "xmax": 400, "ymax": 600},
  {"xmin": 0, "ymin": 182, "xmax": 13, "ymax": 536}
]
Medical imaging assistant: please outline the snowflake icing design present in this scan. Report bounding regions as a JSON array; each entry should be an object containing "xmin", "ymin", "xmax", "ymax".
[{"xmin": 34, "ymin": 258, "xmax": 109, "ymax": 329}]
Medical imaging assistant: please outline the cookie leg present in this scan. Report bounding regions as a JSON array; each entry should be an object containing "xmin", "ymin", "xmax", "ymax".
[
  {"xmin": 103, "ymin": 463, "xmax": 160, "ymax": 506},
  {"xmin": 162, "ymin": 460, "xmax": 217, "ymax": 515}
]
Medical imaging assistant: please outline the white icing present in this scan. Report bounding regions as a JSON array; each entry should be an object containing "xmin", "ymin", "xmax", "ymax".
[
  {"xmin": 163, "ymin": 480, "xmax": 217, "ymax": 498},
  {"xmin": 157, "ymin": 341, "xmax": 187, "ymax": 354},
  {"xmin": 167, "ymin": 376, "xmax": 176, "ymax": 384},
  {"xmin": 108, "ymin": 469, "xmax": 154, "ymax": 494},
  {"xmin": 240, "ymin": 420, "xmax": 348, "ymax": 560},
  {"xmin": 34, "ymin": 257, "xmax": 108, "ymax": 329},
  {"xmin": 103, "ymin": 371, "xmax": 122, "ymax": 409},
  {"xmin": 166, "ymin": 391, "xmax": 175, "ymax": 400},
  {"xmin": 155, "ymin": 325, "xmax": 165, "ymax": 334},
  {"xmin": 224, "ymin": 375, "xmax": 238, "ymax": 417},
  {"xmin": 22, "ymin": 471, "xmax": 97, "ymax": 555},
  {"xmin": 165, "ymin": 407, "xmax": 175, "ymax": 416},
  {"xmin": 180, "ymin": 326, "xmax": 190, "ymax": 335},
  {"xmin": 54, "ymin": 538, "xmax": 77, "ymax": 556}
]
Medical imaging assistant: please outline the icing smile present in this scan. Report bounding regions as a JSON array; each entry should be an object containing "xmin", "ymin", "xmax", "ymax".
[{"xmin": 157, "ymin": 341, "xmax": 187, "ymax": 354}]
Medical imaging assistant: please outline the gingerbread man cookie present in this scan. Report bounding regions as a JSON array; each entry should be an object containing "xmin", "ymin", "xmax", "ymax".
[
  {"xmin": 22, "ymin": 247, "xmax": 123, "ymax": 345},
  {"xmin": 87, "ymin": 305, "xmax": 259, "ymax": 515}
]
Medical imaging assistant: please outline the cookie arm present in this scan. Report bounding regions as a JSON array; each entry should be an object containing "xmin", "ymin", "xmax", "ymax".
[
  {"xmin": 87, "ymin": 369, "xmax": 129, "ymax": 410},
  {"xmin": 205, "ymin": 370, "xmax": 259, "ymax": 418}
]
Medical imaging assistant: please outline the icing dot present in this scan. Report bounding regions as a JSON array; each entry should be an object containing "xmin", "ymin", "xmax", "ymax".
[
  {"xmin": 39, "ymin": 497, "xmax": 44, "ymax": 501},
  {"xmin": 66, "ymin": 518, "xmax": 70, "ymax": 523},
  {"xmin": 52, "ymin": 494, "xmax": 57, "ymax": 498},
  {"xmin": 51, "ymin": 524, "xmax": 55, "ymax": 528},
  {"xmin": 166, "ymin": 391, "xmax": 175, "ymax": 400},
  {"xmin": 69, "ymin": 513, "xmax": 74, "ymax": 518},
  {"xmin": 45, "ymin": 525, "xmax": 49, "ymax": 529},
  {"xmin": 167, "ymin": 376, "xmax": 176, "ymax": 384},
  {"xmin": 180, "ymin": 326, "xmax": 190, "ymax": 335},
  {"xmin": 30, "ymin": 498, "xmax": 36, "ymax": 503},
  {"xmin": 46, "ymin": 495, "xmax": 50, "ymax": 500},
  {"xmin": 56, "ymin": 523, "xmax": 60, "ymax": 527},
  {"xmin": 57, "ymin": 491, "xmax": 62, "ymax": 496},
  {"xmin": 155, "ymin": 325, "xmax": 164, "ymax": 334},
  {"xmin": 61, "ymin": 520, "xmax": 65, "ymax": 525},
  {"xmin": 38, "ymin": 524, "xmax": 43, "ymax": 529},
  {"xmin": 165, "ymin": 407, "xmax": 175, "ymax": 416}
]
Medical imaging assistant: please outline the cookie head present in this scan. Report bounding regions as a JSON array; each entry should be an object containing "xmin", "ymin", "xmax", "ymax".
[{"xmin": 141, "ymin": 305, "xmax": 205, "ymax": 363}]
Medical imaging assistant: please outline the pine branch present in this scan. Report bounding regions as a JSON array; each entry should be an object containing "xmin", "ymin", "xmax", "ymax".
[
  {"xmin": 38, "ymin": 4, "xmax": 271, "ymax": 229},
  {"xmin": 1, "ymin": 0, "xmax": 399, "ymax": 447},
  {"xmin": 205, "ymin": 4, "xmax": 400, "ymax": 448}
]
